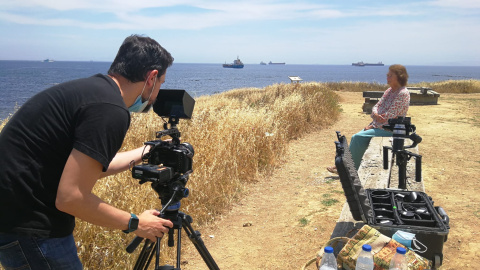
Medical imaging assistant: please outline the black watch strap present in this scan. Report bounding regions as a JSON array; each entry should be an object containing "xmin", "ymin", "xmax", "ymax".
[{"xmin": 122, "ymin": 213, "xmax": 139, "ymax": 233}]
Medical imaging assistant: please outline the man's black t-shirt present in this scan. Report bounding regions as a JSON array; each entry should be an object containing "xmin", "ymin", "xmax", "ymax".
[{"xmin": 0, "ymin": 74, "xmax": 130, "ymax": 238}]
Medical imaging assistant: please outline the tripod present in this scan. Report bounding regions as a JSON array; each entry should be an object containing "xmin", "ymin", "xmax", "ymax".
[{"xmin": 126, "ymin": 200, "xmax": 220, "ymax": 270}]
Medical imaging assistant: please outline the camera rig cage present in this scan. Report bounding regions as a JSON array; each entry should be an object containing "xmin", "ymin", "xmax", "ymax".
[{"xmin": 382, "ymin": 117, "xmax": 423, "ymax": 190}]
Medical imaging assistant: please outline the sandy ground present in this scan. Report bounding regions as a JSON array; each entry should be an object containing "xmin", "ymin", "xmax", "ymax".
[{"xmin": 175, "ymin": 91, "xmax": 480, "ymax": 269}]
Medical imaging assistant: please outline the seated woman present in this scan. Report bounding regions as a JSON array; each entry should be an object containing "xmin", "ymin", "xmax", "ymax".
[{"xmin": 327, "ymin": 64, "xmax": 410, "ymax": 174}]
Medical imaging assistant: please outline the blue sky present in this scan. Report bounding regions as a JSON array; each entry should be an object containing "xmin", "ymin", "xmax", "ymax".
[{"xmin": 0, "ymin": 0, "xmax": 479, "ymax": 66}]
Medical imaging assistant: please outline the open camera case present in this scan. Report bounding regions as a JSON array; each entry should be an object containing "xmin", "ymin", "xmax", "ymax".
[{"xmin": 334, "ymin": 132, "xmax": 449, "ymax": 268}]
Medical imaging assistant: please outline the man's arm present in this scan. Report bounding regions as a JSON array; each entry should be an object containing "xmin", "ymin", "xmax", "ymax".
[
  {"xmin": 56, "ymin": 148, "xmax": 172, "ymax": 241},
  {"xmin": 99, "ymin": 145, "xmax": 149, "ymax": 178}
]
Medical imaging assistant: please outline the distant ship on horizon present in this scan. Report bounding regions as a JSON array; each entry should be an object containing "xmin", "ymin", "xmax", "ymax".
[
  {"xmin": 223, "ymin": 56, "xmax": 244, "ymax": 69},
  {"xmin": 43, "ymin": 59, "xmax": 54, "ymax": 62},
  {"xmin": 268, "ymin": 61, "xmax": 285, "ymax": 65},
  {"xmin": 352, "ymin": 61, "xmax": 384, "ymax": 66}
]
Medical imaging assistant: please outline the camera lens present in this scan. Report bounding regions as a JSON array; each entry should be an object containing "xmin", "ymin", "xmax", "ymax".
[{"xmin": 180, "ymin": 142, "xmax": 194, "ymax": 157}]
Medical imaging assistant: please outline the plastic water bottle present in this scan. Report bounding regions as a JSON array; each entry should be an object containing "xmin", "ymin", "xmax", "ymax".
[
  {"xmin": 355, "ymin": 244, "xmax": 374, "ymax": 270},
  {"xmin": 389, "ymin": 246, "xmax": 407, "ymax": 270},
  {"xmin": 319, "ymin": 246, "xmax": 338, "ymax": 270}
]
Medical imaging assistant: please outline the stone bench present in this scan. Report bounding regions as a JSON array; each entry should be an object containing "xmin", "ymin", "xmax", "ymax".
[{"xmin": 362, "ymin": 88, "xmax": 440, "ymax": 114}]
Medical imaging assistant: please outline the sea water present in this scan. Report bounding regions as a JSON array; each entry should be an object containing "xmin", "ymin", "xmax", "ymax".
[{"xmin": 1, "ymin": 60, "xmax": 480, "ymax": 121}]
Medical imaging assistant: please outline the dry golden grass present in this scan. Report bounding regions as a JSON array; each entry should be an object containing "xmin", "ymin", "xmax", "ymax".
[
  {"xmin": 324, "ymin": 81, "xmax": 387, "ymax": 92},
  {"xmin": 0, "ymin": 119, "xmax": 7, "ymax": 131},
  {"xmin": 412, "ymin": 79, "xmax": 480, "ymax": 93},
  {"xmin": 322, "ymin": 79, "xmax": 480, "ymax": 93}
]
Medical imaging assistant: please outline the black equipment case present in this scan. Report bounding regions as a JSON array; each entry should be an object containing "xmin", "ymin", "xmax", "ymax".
[{"xmin": 334, "ymin": 132, "xmax": 450, "ymax": 269}]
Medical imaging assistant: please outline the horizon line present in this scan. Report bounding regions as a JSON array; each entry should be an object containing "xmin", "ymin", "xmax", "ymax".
[{"xmin": 1, "ymin": 59, "xmax": 480, "ymax": 67}]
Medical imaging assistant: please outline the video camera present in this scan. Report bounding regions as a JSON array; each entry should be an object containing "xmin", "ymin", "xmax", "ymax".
[
  {"xmin": 127, "ymin": 90, "xmax": 219, "ymax": 270},
  {"xmin": 131, "ymin": 89, "xmax": 195, "ymax": 205},
  {"xmin": 383, "ymin": 117, "xmax": 422, "ymax": 152}
]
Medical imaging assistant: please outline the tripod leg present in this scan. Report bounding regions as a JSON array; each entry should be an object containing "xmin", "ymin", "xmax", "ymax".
[
  {"xmin": 387, "ymin": 152, "xmax": 395, "ymax": 188},
  {"xmin": 175, "ymin": 221, "xmax": 182, "ymax": 269},
  {"xmin": 415, "ymin": 155, "xmax": 422, "ymax": 182},
  {"xmin": 383, "ymin": 146, "xmax": 389, "ymax": 170},
  {"xmin": 396, "ymin": 152, "xmax": 408, "ymax": 189},
  {"xmin": 156, "ymin": 238, "xmax": 162, "ymax": 269},
  {"xmin": 179, "ymin": 212, "xmax": 220, "ymax": 270},
  {"xmin": 133, "ymin": 239, "xmax": 156, "ymax": 270}
]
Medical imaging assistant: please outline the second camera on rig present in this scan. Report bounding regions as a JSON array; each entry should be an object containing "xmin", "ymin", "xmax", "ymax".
[
  {"xmin": 382, "ymin": 116, "xmax": 422, "ymax": 152},
  {"xmin": 131, "ymin": 89, "xmax": 195, "ymax": 185}
]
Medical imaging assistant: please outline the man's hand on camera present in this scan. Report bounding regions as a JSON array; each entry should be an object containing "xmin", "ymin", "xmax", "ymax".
[{"xmin": 135, "ymin": 209, "xmax": 173, "ymax": 242}]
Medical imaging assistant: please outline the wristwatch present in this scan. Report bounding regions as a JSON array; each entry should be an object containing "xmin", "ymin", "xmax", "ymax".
[{"xmin": 122, "ymin": 213, "xmax": 139, "ymax": 233}]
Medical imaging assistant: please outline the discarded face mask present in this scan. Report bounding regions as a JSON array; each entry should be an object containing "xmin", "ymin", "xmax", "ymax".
[{"xmin": 392, "ymin": 230, "xmax": 428, "ymax": 253}]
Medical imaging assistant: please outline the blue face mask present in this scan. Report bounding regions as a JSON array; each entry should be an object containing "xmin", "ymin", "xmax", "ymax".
[
  {"xmin": 129, "ymin": 76, "xmax": 157, "ymax": 113},
  {"xmin": 392, "ymin": 230, "xmax": 427, "ymax": 253}
]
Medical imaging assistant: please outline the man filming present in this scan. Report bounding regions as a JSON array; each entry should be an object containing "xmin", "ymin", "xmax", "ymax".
[{"xmin": 0, "ymin": 35, "xmax": 174, "ymax": 269}]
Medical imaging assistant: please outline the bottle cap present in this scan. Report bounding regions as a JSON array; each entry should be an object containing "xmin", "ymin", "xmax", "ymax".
[
  {"xmin": 324, "ymin": 246, "xmax": 334, "ymax": 254},
  {"xmin": 362, "ymin": 244, "xmax": 372, "ymax": 252},
  {"xmin": 396, "ymin": 247, "xmax": 407, "ymax": 254}
]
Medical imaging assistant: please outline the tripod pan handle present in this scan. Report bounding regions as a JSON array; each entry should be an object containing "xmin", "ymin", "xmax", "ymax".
[{"xmin": 126, "ymin": 236, "xmax": 144, "ymax": 253}]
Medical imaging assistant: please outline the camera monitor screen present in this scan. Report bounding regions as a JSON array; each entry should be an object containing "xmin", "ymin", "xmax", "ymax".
[{"xmin": 153, "ymin": 89, "xmax": 195, "ymax": 119}]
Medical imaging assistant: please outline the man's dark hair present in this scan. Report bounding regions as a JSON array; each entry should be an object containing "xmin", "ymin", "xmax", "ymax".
[{"xmin": 108, "ymin": 35, "xmax": 174, "ymax": 83}]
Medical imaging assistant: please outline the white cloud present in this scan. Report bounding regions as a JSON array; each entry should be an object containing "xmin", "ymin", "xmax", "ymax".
[
  {"xmin": 0, "ymin": 11, "xmax": 134, "ymax": 29},
  {"xmin": 430, "ymin": 0, "xmax": 480, "ymax": 9},
  {"xmin": 0, "ymin": 1, "xmax": 412, "ymax": 30}
]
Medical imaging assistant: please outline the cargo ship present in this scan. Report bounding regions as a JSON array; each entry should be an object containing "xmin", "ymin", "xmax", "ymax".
[
  {"xmin": 268, "ymin": 61, "xmax": 285, "ymax": 65},
  {"xmin": 352, "ymin": 61, "xmax": 384, "ymax": 66},
  {"xmin": 223, "ymin": 56, "xmax": 244, "ymax": 68}
]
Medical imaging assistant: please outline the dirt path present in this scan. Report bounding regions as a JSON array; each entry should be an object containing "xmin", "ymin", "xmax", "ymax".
[{"xmin": 180, "ymin": 92, "xmax": 480, "ymax": 269}]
